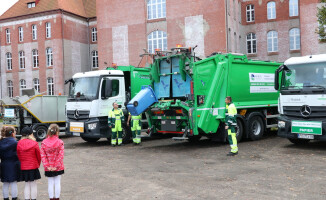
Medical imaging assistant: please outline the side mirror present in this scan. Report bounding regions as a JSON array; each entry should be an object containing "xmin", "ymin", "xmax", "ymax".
[{"xmin": 101, "ymin": 78, "xmax": 112, "ymax": 99}]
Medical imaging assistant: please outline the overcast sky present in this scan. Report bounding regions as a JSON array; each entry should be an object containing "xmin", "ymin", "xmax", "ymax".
[{"xmin": 0, "ymin": 0, "xmax": 18, "ymax": 16}]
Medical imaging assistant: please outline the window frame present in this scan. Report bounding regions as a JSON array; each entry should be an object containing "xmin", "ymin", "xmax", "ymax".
[
  {"xmin": 32, "ymin": 49, "xmax": 39, "ymax": 68},
  {"xmin": 147, "ymin": 0, "xmax": 166, "ymax": 20},
  {"xmin": 246, "ymin": 33, "xmax": 257, "ymax": 54},
  {"xmin": 289, "ymin": 28, "xmax": 301, "ymax": 50},
  {"xmin": 46, "ymin": 48, "xmax": 53, "ymax": 67},
  {"xmin": 27, "ymin": 2, "xmax": 36, "ymax": 8},
  {"xmin": 7, "ymin": 80, "xmax": 13, "ymax": 98},
  {"xmin": 91, "ymin": 27, "xmax": 97, "ymax": 42},
  {"xmin": 45, "ymin": 22, "xmax": 51, "ymax": 38},
  {"xmin": 33, "ymin": 78, "xmax": 40, "ymax": 92},
  {"xmin": 289, "ymin": 0, "xmax": 298, "ymax": 17},
  {"xmin": 19, "ymin": 51, "xmax": 26, "ymax": 69},
  {"xmin": 47, "ymin": 78, "xmax": 54, "ymax": 95},
  {"xmin": 6, "ymin": 29, "xmax": 11, "ymax": 43},
  {"xmin": 18, "ymin": 26, "xmax": 24, "ymax": 42},
  {"xmin": 147, "ymin": 30, "xmax": 167, "ymax": 54},
  {"xmin": 246, "ymin": 4, "xmax": 255, "ymax": 22},
  {"xmin": 20, "ymin": 79, "xmax": 26, "ymax": 89},
  {"xmin": 6, "ymin": 52, "xmax": 12, "ymax": 70},
  {"xmin": 267, "ymin": 1, "xmax": 276, "ymax": 20},
  {"xmin": 267, "ymin": 31, "xmax": 278, "ymax": 52},
  {"xmin": 32, "ymin": 24, "xmax": 37, "ymax": 40},
  {"xmin": 92, "ymin": 50, "xmax": 98, "ymax": 68}
]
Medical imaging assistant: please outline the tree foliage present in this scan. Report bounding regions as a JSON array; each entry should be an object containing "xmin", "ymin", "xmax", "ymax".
[{"xmin": 317, "ymin": 0, "xmax": 326, "ymax": 41}]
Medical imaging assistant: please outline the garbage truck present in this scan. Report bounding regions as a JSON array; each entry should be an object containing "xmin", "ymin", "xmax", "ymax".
[
  {"xmin": 65, "ymin": 66, "xmax": 151, "ymax": 142},
  {"xmin": 275, "ymin": 54, "xmax": 326, "ymax": 144},
  {"xmin": 1, "ymin": 88, "xmax": 67, "ymax": 141},
  {"xmin": 127, "ymin": 47, "xmax": 282, "ymax": 142}
]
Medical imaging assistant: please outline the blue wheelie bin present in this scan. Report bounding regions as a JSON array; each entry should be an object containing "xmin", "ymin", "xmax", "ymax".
[{"xmin": 127, "ymin": 86, "xmax": 158, "ymax": 116}]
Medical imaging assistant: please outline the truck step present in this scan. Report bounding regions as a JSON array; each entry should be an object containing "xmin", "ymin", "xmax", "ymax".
[
  {"xmin": 266, "ymin": 114, "xmax": 280, "ymax": 119},
  {"xmin": 172, "ymin": 137, "xmax": 189, "ymax": 141},
  {"xmin": 266, "ymin": 124, "xmax": 278, "ymax": 128}
]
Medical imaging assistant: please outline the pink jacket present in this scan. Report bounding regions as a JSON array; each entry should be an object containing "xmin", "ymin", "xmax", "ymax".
[{"xmin": 40, "ymin": 136, "xmax": 64, "ymax": 172}]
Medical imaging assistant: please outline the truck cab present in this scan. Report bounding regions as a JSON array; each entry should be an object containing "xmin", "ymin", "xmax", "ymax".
[{"xmin": 275, "ymin": 54, "xmax": 326, "ymax": 144}]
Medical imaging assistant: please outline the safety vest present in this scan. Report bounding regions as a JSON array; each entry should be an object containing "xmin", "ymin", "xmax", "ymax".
[
  {"xmin": 225, "ymin": 103, "xmax": 237, "ymax": 126},
  {"xmin": 130, "ymin": 113, "xmax": 141, "ymax": 121},
  {"xmin": 108, "ymin": 109, "xmax": 124, "ymax": 126}
]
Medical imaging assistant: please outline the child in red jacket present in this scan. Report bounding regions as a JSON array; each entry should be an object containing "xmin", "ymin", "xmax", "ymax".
[
  {"xmin": 40, "ymin": 124, "xmax": 64, "ymax": 200},
  {"xmin": 17, "ymin": 127, "xmax": 41, "ymax": 200}
]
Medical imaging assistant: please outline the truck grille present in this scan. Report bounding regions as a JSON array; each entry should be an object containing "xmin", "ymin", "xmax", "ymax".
[
  {"xmin": 283, "ymin": 106, "xmax": 326, "ymax": 118},
  {"xmin": 67, "ymin": 110, "xmax": 90, "ymax": 120}
]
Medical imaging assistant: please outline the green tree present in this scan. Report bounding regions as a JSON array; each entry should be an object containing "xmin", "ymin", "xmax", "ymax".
[{"xmin": 317, "ymin": 0, "xmax": 326, "ymax": 41}]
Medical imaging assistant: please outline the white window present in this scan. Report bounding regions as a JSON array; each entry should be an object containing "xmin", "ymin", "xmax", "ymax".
[
  {"xmin": 289, "ymin": 0, "xmax": 298, "ymax": 17},
  {"xmin": 148, "ymin": 30, "xmax": 167, "ymax": 53},
  {"xmin": 92, "ymin": 27, "xmax": 97, "ymax": 42},
  {"xmin": 92, "ymin": 51, "xmax": 98, "ymax": 68},
  {"xmin": 46, "ymin": 22, "xmax": 51, "ymax": 38},
  {"xmin": 32, "ymin": 24, "xmax": 37, "ymax": 40},
  {"xmin": 289, "ymin": 28, "xmax": 300, "ymax": 50},
  {"xmin": 20, "ymin": 79, "xmax": 26, "ymax": 89},
  {"xmin": 19, "ymin": 51, "xmax": 25, "ymax": 69},
  {"xmin": 27, "ymin": 2, "xmax": 36, "ymax": 8},
  {"xmin": 267, "ymin": 1, "xmax": 276, "ymax": 20},
  {"xmin": 246, "ymin": 5, "xmax": 255, "ymax": 22},
  {"xmin": 267, "ymin": 31, "xmax": 278, "ymax": 52},
  {"xmin": 18, "ymin": 27, "xmax": 24, "ymax": 42},
  {"xmin": 46, "ymin": 48, "xmax": 53, "ymax": 67},
  {"xmin": 33, "ymin": 78, "xmax": 40, "ymax": 92},
  {"xmin": 7, "ymin": 80, "xmax": 13, "ymax": 98},
  {"xmin": 32, "ymin": 49, "xmax": 39, "ymax": 68},
  {"xmin": 6, "ymin": 29, "xmax": 10, "ymax": 43},
  {"xmin": 246, "ymin": 33, "xmax": 257, "ymax": 54},
  {"xmin": 47, "ymin": 78, "xmax": 54, "ymax": 95},
  {"xmin": 147, "ymin": 0, "xmax": 166, "ymax": 20},
  {"xmin": 6, "ymin": 52, "xmax": 12, "ymax": 70}
]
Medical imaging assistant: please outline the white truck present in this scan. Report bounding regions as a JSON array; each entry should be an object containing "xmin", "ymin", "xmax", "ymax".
[{"xmin": 275, "ymin": 54, "xmax": 326, "ymax": 144}]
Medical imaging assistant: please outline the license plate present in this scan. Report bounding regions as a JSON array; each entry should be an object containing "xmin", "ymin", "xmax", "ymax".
[
  {"xmin": 298, "ymin": 134, "xmax": 314, "ymax": 140},
  {"xmin": 73, "ymin": 132, "xmax": 81, "ymax": 136},
  {"xmin": 291, "ymin": 120, "xmax": 322, "ymax": 135},
  {"xmin": 70, "ymin": 122, "xmax": 84, "ymax": 133}
]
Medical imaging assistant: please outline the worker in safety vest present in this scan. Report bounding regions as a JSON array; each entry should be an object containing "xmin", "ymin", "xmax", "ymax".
[
  {"xmin": 127, "ymin": 113, "xmax": 142, "ymax": 145},
  {"xmin": 108, "ymin": 102, "xmax": 125, "ymax": 146},
  {"xmin": 225, "ymin": 96, "xmax": 238, "ymax": 156}
]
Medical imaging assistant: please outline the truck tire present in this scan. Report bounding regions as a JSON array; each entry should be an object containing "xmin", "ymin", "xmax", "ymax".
[
  {"xmin": 81, "ymin": 136, "xmax": 100, "ymax": 143},
  {"xmin": 122, "ymin": 126, "xmax": 132, "ymax": 144},
  {"xmin": 236, "ymin": 119, "xmax": 244, "ymax": 142},
  {"xmin": 248, "ymin": 115, "xmax": 264, "ymax": 140},
  {"xmin": 188, "ymin": 135, "xmax": 202, "ymax": 143},
  {"xmin": 34, "ymin": 126, "xmax": 48, "ymax": 141},
  {"xmin": 288, "ymin": 138, "xmax": 310, "ymax": 145}
]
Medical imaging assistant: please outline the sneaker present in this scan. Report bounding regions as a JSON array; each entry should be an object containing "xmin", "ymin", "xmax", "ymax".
[{"xmin": 227, "ymin": 152, "xmax": 238, "ymax": 156}]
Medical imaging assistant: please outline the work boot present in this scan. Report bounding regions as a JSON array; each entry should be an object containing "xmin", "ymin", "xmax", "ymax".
[
  {"xmin": 4, "ymin": 198, "xmax": 9, "ymax": 200},
  {"xmin": 12, "ymin": 198, "xmax": 17, "ymax": 200},
  {"xmin": 227, "ymin": 152, "xmax": 238, "ymax": 156},
  {"xmin": 111, "ymin": 144, "xmax": 116, "ymax": 147}
]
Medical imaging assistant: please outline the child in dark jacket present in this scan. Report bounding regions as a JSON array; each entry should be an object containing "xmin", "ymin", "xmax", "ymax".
[
  {"xmin": 41, "ymin": 124, "xmax": 64, "ymax": 200},
  {"xmin": 17, "ymin": 127, "xmax": 41, "ymax": 200},
  {"xmin": 0, "ymin": 126, "xmax": 21, "ymax": 200}
]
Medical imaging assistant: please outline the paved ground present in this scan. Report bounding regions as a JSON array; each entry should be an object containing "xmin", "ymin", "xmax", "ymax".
[{"xmin": 2, "ymin": 132, "xmax": 326, "ymax": 200}]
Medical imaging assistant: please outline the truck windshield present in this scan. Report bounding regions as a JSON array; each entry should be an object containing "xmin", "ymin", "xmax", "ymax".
[
  {"xmin": 281, "ymin": 62, "xmax": 326, "ymax": 90},
  {"xmin": 69, "ymin": 77, "xmax": 100, "ymax": 101}
]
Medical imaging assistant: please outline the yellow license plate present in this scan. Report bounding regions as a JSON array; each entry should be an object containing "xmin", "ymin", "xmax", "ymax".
[{"xmin": 70, "ymin": 122, "xmax": 84, "ymax": 133}]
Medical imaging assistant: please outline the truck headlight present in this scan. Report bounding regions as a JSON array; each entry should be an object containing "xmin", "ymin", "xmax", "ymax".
[
  {"xmin": 88, "ymin": 123, "xmax": 97, "ymax": 130},
  {"xmin": 278, "ymin": 121, "xmax": 286, "ymax": 128}
]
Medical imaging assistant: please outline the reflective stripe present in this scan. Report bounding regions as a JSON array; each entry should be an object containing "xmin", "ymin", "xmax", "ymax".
[{"xmin": 132, "ymin": 119, "xmax": 140, "ymax": 121}]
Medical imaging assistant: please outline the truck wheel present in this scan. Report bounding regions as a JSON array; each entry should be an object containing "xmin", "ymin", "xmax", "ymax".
[
  {"xmin": 81, "ymin": 136, "xmax": 100, "ymax": 143},
  {"xmin": 188, "ymin": 135, "xmax": 202, "ymax": 143},
  {"xmin": 34, "ymin": 126, "xmax": 48, "ymax": 141},
  {"xmin": 248, "ymin": 116, "xmax": 264, "ymax": 140},
  {"xmin": 288, "ymin": 138, "xmax": 310, "ymax": 145},
  {"xmin": 122, "ymin": 127, "xmax": 132, "ymax": 144},
  {"xmin": 236, "ymin": 119, "xmax": 244, "ymax": 142}
]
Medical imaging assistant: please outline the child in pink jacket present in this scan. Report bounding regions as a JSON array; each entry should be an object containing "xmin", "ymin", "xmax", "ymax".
[{"xmin": 40, "ymin": 124, "xmax": 64, "ymax": 200}]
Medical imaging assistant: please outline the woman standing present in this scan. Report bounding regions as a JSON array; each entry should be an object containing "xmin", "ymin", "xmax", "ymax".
[
  {"xmin": 17, "ymin": 127, "xmax": 41, "ymax": 200},
  {"xmin": 40, "ymin": 124, "xmax": 64, "ymax": 200},
  {"xmin": 0, "ymin": 126, "xmax": 21, "ymax": 200}
]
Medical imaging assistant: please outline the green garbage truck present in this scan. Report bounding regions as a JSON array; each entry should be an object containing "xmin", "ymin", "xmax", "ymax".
[{"xmin": 129, "ymin": 47, "xmax": 282, "ymax": 142}]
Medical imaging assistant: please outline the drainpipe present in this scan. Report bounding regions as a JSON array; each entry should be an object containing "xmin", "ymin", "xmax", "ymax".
[
  {"xmin": 61, "ymin": 10, "xmax": 65, "ymax": 94},
  {"xmin": 86, "ymin": 18, "xmax": 91, "ymax": 71},
  {"xmin": 225, "ymin": 0, "xmax": 229, "ymax": 53}
]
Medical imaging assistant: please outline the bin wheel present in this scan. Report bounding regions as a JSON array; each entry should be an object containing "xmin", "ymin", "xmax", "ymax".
[
  {"xmin": 133, "ymin": 101, "xmax": 138, "ymax": 107},
  {"xmin": 248, "ymin": 115, "xmax": 264, "ymax": 140},
  {"xmin": 81, "ymin": 136, "xmax": 100, "ymax": 143},
  {"xmin": 288, "ymin": 138, "xmax": 310, "ymax": 145},
  {"xmin": 34, "ymin": 126, "xmax": 48, "ymax": 141}
]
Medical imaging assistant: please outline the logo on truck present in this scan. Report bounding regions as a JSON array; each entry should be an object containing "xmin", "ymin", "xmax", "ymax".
[
  {"xmin": 300, "ymin": 105, "xmax": 311, "ymax": 118},
  {"xmin": 74, "ymin": 109, "xmax": 80, "ymax": 119}
]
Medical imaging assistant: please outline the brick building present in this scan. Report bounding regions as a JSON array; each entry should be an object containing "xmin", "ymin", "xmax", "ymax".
[{"xmin": 1, "ymin": 0, "xmax": 325, "ymax": 98}]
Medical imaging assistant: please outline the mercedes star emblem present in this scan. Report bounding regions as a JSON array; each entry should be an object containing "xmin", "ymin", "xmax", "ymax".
[
  {"xmin": 300, "ymin": 105, "xmax": 311, "ymax": 118},
  {"xmin": 74, "ymin": 109, "xmax": 80, "ymax": 119}
]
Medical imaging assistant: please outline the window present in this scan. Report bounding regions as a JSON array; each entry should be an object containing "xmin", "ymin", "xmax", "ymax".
[
  {"xmin": 92, "ymin": 51, "xmax": 98, "ymax": 68},
  {"xmin": 92, "ymin": 27, "xmax": 97, "ymax": 42},
  {"xmin": 267, "ymin": 1, "xmax": 276, "ymax": 20},
  {"xmin": 7, "ymin": 81, "xmax": 13, "ymax": 98},
  {"xmin": 27, "ymin": 2, "xmax": 36, "ymax": 8},
  {"xmin": 47, "ymin": 78, "xmax": 54, "ymax": 95},
  {"xmin": 111, "ymin": 80, "xmax": 120, "ymax": 97},
  {"xmin": 147, "ymin": 0, "xmax": 166, "ymax": 20},
  {"xmin": 32, "ymin": 49, "xmax": 39, "ymax": 68},
  {"xmin": 33, "ymin": 78, "xmax": 40, "ymax": 92},
  {"xmin": 246, "ymin": 5, "xmax": 255, "ymax": 22},
  {"xmin": 6, "ymin": 52, "xmax": 12, "ymax": 70},
  {"xmin": 6, "ymin": 29, "xmax": 10, "ymax": 43},
  {"xmin": 147, "ymin": 30, "xmax": 167, "ymax": 53},
  {"xmin": 19, "ymin": 51, "xmax": 25, "ymax": 69},
  {"xmin": 246, "ymin": 33, "xmax": 257, "ymax": 54},
  {"xmin": 46, "ymin": 22, "xmax": 51, "ymax": 38},
  {"xmin": 32, "ymin": 24, "xmax": 37, "ymax": 40},
  {"xmin": 289, "ymin": 28, "xmax": 300, "ymax": 50},
  {"xmin": 289, "ymin": 0, "xmax": 298, "ymax": 17},
  {"xmin": 18, "ymin": 27, "xmax": 23, "ymax": 42},
  {"xmin": 46, "ymin": 48, "xmax": 53, "ymax": 67},
  {"xmin": 20, "ymin": 79, "xmax": 26, "ymax": 89},
  {"xmin": 267, "ymin": 31, "xmax": 278, "ymax": 52}
]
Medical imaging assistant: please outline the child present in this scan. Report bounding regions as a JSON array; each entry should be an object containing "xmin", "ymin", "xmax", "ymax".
[
  {"xmin": 0, "ymin": 126, "xmax": 21, "ymax": 200},
  {"xmin": 17, "ymin": 127, "xmax": 41, "ymax": 200},
  {"xmin": 40, "ymin": 124, "xmax": 64, "ymax": 200}
]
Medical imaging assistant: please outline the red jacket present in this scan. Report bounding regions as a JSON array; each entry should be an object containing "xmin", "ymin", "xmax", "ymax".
[
  {"xmin": 40, "ymin": 136, "xmax": 64, "ymax": 172},
  {"xmin": 17, "ymin": 139, "xmax": 41, "ymax": 170}
]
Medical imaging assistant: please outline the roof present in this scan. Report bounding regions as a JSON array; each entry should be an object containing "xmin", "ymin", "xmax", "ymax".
[
  {"xmin": 0, "ymin": 0, "xmax": 96, "ymax": 20},
  {"xmin": 73, "ymin": 70, "xmax": 124, "ymax": 78},
  {"xmin": 284, "ymin": 54, "xmax": 326, "ymax": 65}
]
